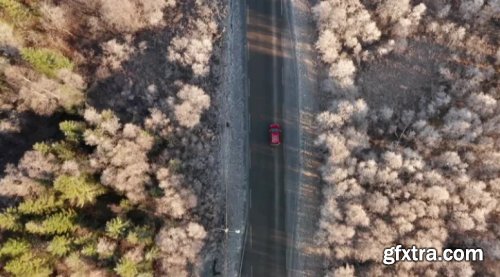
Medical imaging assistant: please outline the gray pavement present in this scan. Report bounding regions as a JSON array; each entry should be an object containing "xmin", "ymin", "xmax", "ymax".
[{"xmin": 241, "ymin": 0, "xmax": 300, "ymax": 276}]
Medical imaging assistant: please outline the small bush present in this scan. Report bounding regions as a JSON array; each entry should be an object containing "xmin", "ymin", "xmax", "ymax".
[
  {"xmin": 0, "ymin": 0, "xmax": 33, "ymax": 25},
  {"xmin": 20, "ymin": 48, "xmax": 74, "ymax": 77},
  {"xmin": 114, "ymin": 258, "xmax": 138, "ymax": 277}
]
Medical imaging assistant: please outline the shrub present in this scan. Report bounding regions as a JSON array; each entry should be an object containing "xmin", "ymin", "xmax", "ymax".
[
  {"xmin": 106, "ymin": 217, "xmax": 131, "ymax": 239},
  {"xmin": 114, "ymin": 258, "xmax": 139, "ymax": 277},
  {"xmin": 0, "ymin": 0, "xmax": 33, "ymax": 25},
  {"xmin": 20, "ymin": 48, "xmax": 74, "ymax": 77},
  {"xmin": 173, "ymin": 85, "xmax": 211, "ymax": 128},
  {"xmin": 59, "ymin": 121, "xmax": 86, "ymax": 143}
]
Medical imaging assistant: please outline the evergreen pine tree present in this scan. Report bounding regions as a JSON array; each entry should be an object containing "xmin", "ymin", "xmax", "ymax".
[
  {"xmin": 53, "ymin": 175, "xmax": 106, "ymax": 207},
  {"xmin": 106, "ymin": 217, "xmax": 130, "ymax": 239},
  {"xmin": 0, "ymin": 238, "xmax": 31, "ymax": 258},
  {"xmin": 114, "ymin": 257, "xmax": 138, "ymax": 277},
  {"xmin": 0, "ymin": 208, "xmax": 21, "ymax": 231},
  {"xmin": 25, "ymin": 210, "xmax": 77, "ymax": 235},
  {"xmin": 47, "ymin": 235, "xmax": 72, "ymax": 257},
  {"xmin": 4, "ymin": 253, "xmax": 52, "ymax": 277},
  {"xmin": 18, "ymin": 193, "xmax": 63, "ymax": 215},
  {"xmin": 59, "ymin": 121, "xmax": 86, "ymax": 143}
]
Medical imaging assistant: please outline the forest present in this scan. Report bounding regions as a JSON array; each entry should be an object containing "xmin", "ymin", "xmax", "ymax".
[
  {"xmin": 0, "ymin": 0, "xmax": 226, "ymax": 276},
  {"xmin": 312, "ymin": 0, "xmax": 499, "ymax": 275}
]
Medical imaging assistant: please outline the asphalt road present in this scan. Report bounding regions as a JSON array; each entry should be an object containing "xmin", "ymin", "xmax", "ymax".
[{"xmin": 241, "ymin": 0, "xmax": 298, "ymax": 276}]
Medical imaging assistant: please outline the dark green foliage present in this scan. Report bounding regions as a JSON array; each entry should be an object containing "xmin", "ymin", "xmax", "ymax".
[
  {"xmin": 20, "ymin": 48, "xmax": 74, "ymax": 77},
  {"xmin": 148, "ymin": 186, "xmax": 164, "ymax": 198}
]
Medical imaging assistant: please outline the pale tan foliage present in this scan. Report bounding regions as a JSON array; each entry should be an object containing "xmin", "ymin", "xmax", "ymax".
[
  {"xmin": 18, "ymin": 151, "xmax": 60, "ymax": 181},
  {"xmin": 98, "ymin": 0, "xmax": 171, "ymax": 33},
  {"xmin": 97, "ymin": 38, "xmax": 136, "ymax": 78},
  {"xmin": 0, "ymin": 164, "xmax": 45, "ymax": 198},
  {"xmin": 96, "ymin": 237, "xmax": 117, "ymax": 259},
  {"xmin": 156, "ymin": 222, "xmax": 207, "ymax": 277},
  {"xmin": 154, "ymin": 168, "xmax": 197, "ymax": 219},
  {"xmin": 313, "ymin": 0, "xmax": 380, "ymax": 87},
  {"xmin": 167, "ymin": 3, "xmax": 219, "ymax": 77},
  {"xmin": 3, "ymin": 66, "xmax": 84, "ymax": 116},
  {"xmin": 315, "ymin": 62, "xmax": 499, "ymax": 275},
  {"xmin": 173, "ymin": 84, "xmax": 211, "ymax": 128},
  {"xmin": 84, "ymin": 109, "xmax": 154, "ymax": 203},
  {"xmin": 0, "ymin": 21, "xmax": 19, "ymax": 47}
]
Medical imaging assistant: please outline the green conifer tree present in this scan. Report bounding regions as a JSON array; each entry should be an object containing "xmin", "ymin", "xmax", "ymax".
[
  {"xmin": 47, "ymin": 235, "xmax": 72, "ymax": 257},
  {"xmin": 18, "ymin": 193, "xmax": 63, "ymax": 215},
  {"xmin": 4, "ymin": 253, "xmax": 52, "ymax": 277},
  {"xmin": 25, "ymin": 210, "xmax": 76, "ymax": 235},
  {"xmin": 114, "ymin": 258, "xmax": 138, "ymax": 277},
  {"xmin": 105, "ymin": 217, "xmax": 130, "ymax": 239},
  {"xmin": 0, "ymin": 208, "xmax": 21, "ymax": 231},
  {"xmin": 53, "ymin": 175, "xmax": 106, "ymax": 207},
  {"xmin": 0, "ymin": 238, "xmax": 30, "ymax": 258},
  {"xmin": 20, "ymin": 48, "xmax": 74, "ymax": 77},
  {"xmin": 59, "ymin": 121, "xmax": 86, "ymax": 143}
]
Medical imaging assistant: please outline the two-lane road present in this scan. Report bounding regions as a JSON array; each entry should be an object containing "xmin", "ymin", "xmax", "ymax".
[{"xmin": 241, "ymin": 0, "xmax": 298, "ymax": 276}]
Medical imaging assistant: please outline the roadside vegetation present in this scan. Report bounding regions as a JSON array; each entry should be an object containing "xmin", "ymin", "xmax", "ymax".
[
  {"xmin": 0, "ymin": 0, "xmax": 226, "ymax": 276},
  {"xmin": 312, "ymin": 0, "xmax": 499, "ymax": 275}
]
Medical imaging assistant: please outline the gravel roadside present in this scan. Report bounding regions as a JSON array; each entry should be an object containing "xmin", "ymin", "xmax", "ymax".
[
  {"xmin": 286, "ymin": 0, "xmax": 325, "ymax": 276},
  {"xmin": 217, "ymin": 0, "xmax": 248, "ymax": 276}
]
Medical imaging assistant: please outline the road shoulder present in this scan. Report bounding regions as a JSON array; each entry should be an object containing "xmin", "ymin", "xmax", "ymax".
[
  {"xmin": 286, "ymin": 0, "xmax": 325, "ymax": 275},
  {"xmin": 218, "ymin": 0, "xmax": 248, "ymax": 275}
]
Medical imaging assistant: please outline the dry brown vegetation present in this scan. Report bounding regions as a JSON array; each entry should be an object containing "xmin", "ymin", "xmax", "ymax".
[
  {"xmin": 312, "ymin": 0, "xmax": 499, "ymax": 275},
  {"xmin": 0, "ymin": 0, "xmax": 226, "ymax": 276}
]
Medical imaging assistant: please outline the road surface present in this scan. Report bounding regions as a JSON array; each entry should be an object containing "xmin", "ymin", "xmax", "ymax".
[{"xmin": 241, "ymin": 0, "xmax": 300, "ymax": 276}]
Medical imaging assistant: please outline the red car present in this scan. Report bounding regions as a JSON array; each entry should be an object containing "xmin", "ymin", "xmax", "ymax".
[{"xmin": 269, "ymin": 123, "xmax": 282, "ymax": 146}]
